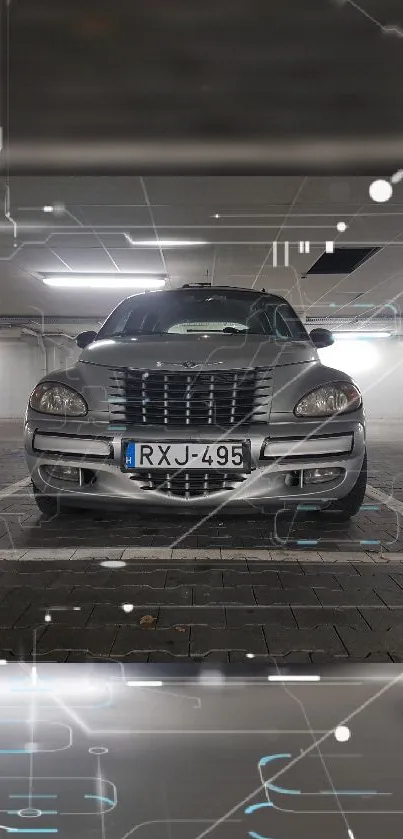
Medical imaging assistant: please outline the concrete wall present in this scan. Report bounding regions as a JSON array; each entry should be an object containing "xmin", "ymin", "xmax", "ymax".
[
  {"xmin": 319, "ymin": 337, "xmax": 403, "ymax": 420},
  {"xmin": 0, "ymin": 336, "xmax": 80, "ymax": 419},
  {"xmin": 0, "ymin": 339, "xmax": 44, "ymax": 419},
  {"xmin": 45, "ymin": 339, "xmax": 80, "ymax": 378}
]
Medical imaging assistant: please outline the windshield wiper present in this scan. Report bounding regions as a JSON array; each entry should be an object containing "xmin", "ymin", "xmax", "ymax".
[{"xmin": 107, "ymin": 331, "xmax": 165, "ymax": 337}]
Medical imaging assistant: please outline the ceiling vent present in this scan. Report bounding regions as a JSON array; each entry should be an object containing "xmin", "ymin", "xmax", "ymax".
[{"xmin": 305, "ymin": 247, "xmax": 381, "ymax": 275}]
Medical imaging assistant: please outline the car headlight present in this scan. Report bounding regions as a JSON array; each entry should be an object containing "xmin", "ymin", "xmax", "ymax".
[
  {"xmin": 29, "ymin": 382, "xmax": 88, "ymax": 416},
  {"xmin": 294, "ymin": 382, "xmax": 361, "ymax": 418}
]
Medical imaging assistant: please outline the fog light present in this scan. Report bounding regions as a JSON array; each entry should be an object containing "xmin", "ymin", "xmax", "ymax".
[
  {"xmin": 303, "ymin": 467, "xmax": 344, "ymax": 485},
  {"xmin": 285, "ymin": 471, "xmax": 301, "ymax": 487},
  {"xmin": 45, "ymin": 465, "xmax": 81, "ymax": 483}
]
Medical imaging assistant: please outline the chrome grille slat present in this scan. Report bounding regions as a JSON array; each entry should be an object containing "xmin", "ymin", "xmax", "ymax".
[
  {"xmin": 109, "ymin": 367, "xmax": 273, "ymax": 426},
  {"xmin": 185, "ymin": 375, "xmax": 191, "ymax": 425},
  {"xmin": 129, "ymin": 470, "xmax": 247, "ymax": 498},
  {"xmin": 141, "ymin": 372, "xmax": 147, "ymax": 424}
]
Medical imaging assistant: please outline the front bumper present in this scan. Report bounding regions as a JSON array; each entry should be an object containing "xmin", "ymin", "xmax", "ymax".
[{"xmin": 25, "ymin": 414, "xmax": 366, "ymax": 512}]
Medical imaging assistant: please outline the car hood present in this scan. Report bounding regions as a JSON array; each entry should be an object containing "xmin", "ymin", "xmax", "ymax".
[{"xmin": 79, "ymin": 334, "xmax": 318, "ymax": 370}]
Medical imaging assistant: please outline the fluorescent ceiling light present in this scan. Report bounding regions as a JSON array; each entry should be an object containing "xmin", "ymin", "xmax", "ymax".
[
  {"xmin": 126, "ymin": 680, "xmax": 164, "ymax": 687},
  {"xmin": 124, "ymin": 234, "xmax": 207, "ymax": 247},
  {"xmin": 268, "ymin": 675, "xmax": 321, "ymax": 682},
  {"xmin": 41, "ymin": 273, "xmax": 166, "ymax": 289},
  {"xmin": 333, "ymin": 331, "xmax": 391, "ymax": 339}
]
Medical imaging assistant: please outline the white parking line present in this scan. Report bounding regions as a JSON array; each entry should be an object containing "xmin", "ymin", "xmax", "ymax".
[
  {"xmin": 0, "ymin": 476, "xmax": 31, "ymax": 501},
  {"xmin": 366, "ymin": 483, "xmax": 403, "ymax": 516}
]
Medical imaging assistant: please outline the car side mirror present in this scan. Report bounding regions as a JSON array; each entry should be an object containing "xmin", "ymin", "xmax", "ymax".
[
  {"xmin": 309, "ymin": 328, "xmax": 334, "ymax": 348},
  {"xmin": 76, "ymin": 330, "xmax": 97, "ymax": 349}
]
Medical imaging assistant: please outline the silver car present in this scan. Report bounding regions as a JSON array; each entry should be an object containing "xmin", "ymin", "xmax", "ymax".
[{"xmin": 25, "ymin": 286, "xmax": 366, "ymax": 520}]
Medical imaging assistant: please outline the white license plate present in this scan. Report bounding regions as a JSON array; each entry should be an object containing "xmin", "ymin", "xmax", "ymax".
[{"xmin": 124, "ymin": 441, "xmax": 249, "ymax": 471}]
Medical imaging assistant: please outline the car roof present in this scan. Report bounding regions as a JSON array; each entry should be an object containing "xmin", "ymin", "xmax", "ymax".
[{"xmin": 125, "ymin": 287, "xmax": 288, "ymax": 303}]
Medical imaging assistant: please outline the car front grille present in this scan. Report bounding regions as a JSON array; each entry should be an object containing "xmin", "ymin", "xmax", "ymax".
[
  {"xmin": 129, "ymin": 470, "xmax": 247, "ymax": 498},
  {"xmin": 108, "ymin": 367, "xmax": 273, "ymax": 427}
]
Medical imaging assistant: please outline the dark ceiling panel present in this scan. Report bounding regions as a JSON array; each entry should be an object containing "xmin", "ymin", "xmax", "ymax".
[
  {"xmin": 305, "ymin": 247, "xmax": 381, "ymax": 275},
  {"xmin": 1, "ymin": 0, "xmax": 403, "ymax": 171}
]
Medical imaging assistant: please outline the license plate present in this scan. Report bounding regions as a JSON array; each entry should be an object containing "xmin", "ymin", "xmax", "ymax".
[{"xmin": 124, "ymin": 441, "xmax": 249, "ymax": 471}]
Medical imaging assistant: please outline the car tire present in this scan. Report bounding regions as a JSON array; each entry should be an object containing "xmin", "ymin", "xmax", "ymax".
[
  {"xmin": 32, "ymin": 485, "xmax": 60, "ymax": 517},
  {"xmin": 320, "ymin": 450, "xmax": 367, "ymax": 522},
  {"xmin": 32, "ymin": 483, "xmax": 93, "ymax": 517}
]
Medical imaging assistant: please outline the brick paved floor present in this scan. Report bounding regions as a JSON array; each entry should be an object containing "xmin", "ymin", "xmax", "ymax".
[
  {"xmin": 0, "ymin": 552, "xmax": 402, "ymax": 663},
  {"xmin": 0, "ymin": 422, "xmax": 402, "ymax": 663}
]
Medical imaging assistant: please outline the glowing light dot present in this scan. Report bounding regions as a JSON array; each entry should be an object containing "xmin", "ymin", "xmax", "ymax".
[
  {"xmin": 23, "ymin": 743, "xmax": 39, "ymax": 753},
  {"xmin": 101, "ymin": 560, "xmax": 126, "ymax": 569},
  {"xmin": 383, "ymin": 25, "xmax": 403, "ymax": 38},
  {"xmin": 246, "ymin": 653, "xmax": 255, "ymax": 659},
  {"xmin": 335, "ymin": 725, "xmax": 351, "ymax": 742},
  {"xmin": 44, "ymin": 613, "xmax": 52, "ymax": 623},
  {"xmin": 43, "ymin": 205, "xmax": 53, "ymax": 213},
  {"xmin": 122, "ymin": 603, "xmax": 134, "ymax": 613},
  {"xmin": 369, "ymin": 179, "xmax": 393, "ymax": 203},
  {"xmin": 336, "ymin": 221, "xmax": 347, "ymax": 232},
  {"xmin": 213, "ymin": 214, "xmax": 220, "ymax": 219}
]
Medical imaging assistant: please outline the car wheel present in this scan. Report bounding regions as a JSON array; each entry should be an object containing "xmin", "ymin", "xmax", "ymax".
[
  {"xmin": 32, "ymin": 484, "xmax": 60, "ymax": 517},
  {"xmin": 320, "ymin": 450, "xmax": 367, "ymax": 522},
  {"xmin": 32, "ymin": 483, "xmax": 93, "ymax": 517}
]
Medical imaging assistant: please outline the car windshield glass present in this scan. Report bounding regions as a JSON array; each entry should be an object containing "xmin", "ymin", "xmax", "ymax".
[{"xmin": 97, "ymin": 290, "xmax": 309, "ymax": 340}]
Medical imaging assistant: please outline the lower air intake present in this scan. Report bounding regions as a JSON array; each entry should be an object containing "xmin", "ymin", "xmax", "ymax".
[{"xmin": 129, "ymin": 470, "xmax": 247, "ymax": 498}]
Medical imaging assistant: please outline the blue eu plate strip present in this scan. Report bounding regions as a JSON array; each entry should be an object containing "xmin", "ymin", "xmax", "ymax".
[{"xmin": 125, "ymin": 442, "xmax": 136, "ymax": 469}]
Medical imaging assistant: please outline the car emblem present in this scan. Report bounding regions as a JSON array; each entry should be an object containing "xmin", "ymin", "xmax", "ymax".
[
  {"xmin": 156, "ymin": 360, "xmax": 224, "ymax": 369},
  {"xmin": 181, "ymin": 361, "xmax": 198, "ymax": 369}
]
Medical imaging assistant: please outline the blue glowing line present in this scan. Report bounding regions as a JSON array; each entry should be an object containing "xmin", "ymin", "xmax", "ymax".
[
  {"xmin": 6, "ymin": 813, "xmax": 57, "ymax": 817},
  {"xmin": 297, "ymin": 505, "xmax": 319, "ymax": 511},
  {"xmin": 297, "ymin": 539, "xmax": 318, "ymax": 545},
  {"xmin": 319, "ymin": 790, "xmax": 379, "ymax": 796},
  {"xmin": 360, "ymin": 540, "xmax": 381, "ymax": 545},
  {"xmin": 9, "ymin": 798, "xmax": 57, "ymax": 801},
  {"xmin": 266, "ymin": 783, "xmax": 301, "ymax": 795},
  {"xmin": 6, "ymin": 831, "xmax": 58, "ymax": 834},
  {"xmin": 84, "ymin": 795, "xmax": 115, "ymax": 807},
  {"xmin": 249, "ymin": 832, "xmax": 274, "ymax": 839},
  {"xmin": 10, "ymin": 690, "xmax": 51, "ymax": 694},
  {"xmin": 245, "ymin": 803, "xmax": 273, "ymax": 815},
  {"xmin": 360, "ymin": 505, "xmax": 380, "ymax": 510},
  {"xmin": 258, "ymin": 754, "xmax": 292, "ymax": 767}
]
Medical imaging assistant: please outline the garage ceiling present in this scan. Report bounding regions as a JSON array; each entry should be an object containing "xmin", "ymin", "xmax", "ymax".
[
  {"xmin": 0, "ymin": 175, "xmax": 402, "ymax": 320},
  {"xmin": 1, "ymin": 0, "xmax": 403, "ymax": 171}
]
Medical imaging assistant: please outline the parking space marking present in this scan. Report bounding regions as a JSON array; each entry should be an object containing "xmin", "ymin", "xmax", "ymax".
[
  {"xmin": 366, "ymin": 483, "xmax": 403, "ymax": 516},
  {"xmin": 0, "ymin": 478, "xmax": 31, "ymax": 502}
]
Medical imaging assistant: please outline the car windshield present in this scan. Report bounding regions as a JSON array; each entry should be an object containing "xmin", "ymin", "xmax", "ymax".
[{"xmin": 97, "ymin": 289, "xmax": 309, "ymax": 340}]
